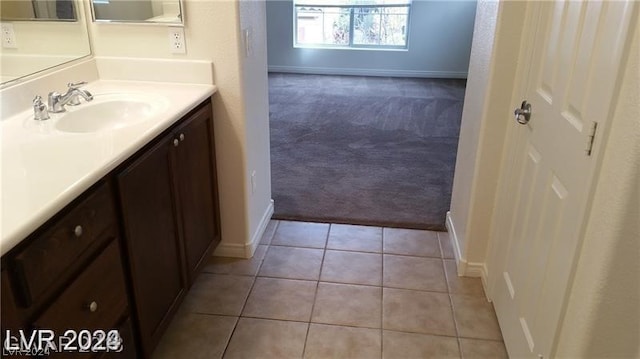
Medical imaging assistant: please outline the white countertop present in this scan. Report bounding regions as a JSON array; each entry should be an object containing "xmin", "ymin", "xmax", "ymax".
[{"xmin": 1, "ymin": 80, "xmax": 216, "ymax": 256}]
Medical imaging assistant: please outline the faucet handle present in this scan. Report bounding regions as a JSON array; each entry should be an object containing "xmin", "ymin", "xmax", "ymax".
[
  {"xmin": 33, "ymin": 95, "xmax": 50, "ymax": 121},
  {"xmin": 33, "ymin": 95, "xmax": 44, "ymax": 105},
  {"xmin": 67, "ymin": 81, "xmax": 88, "ymax": 90}
]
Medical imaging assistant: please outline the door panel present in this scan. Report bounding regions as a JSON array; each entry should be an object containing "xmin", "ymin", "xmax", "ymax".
[
  {"xmin": 117, "ymin": 136, "xmax": 185, "ymax": 355},
  {"xmin": 489, "ymin": 1, "xmax": 636, "ymax": 358},
  {"xmin": 172, "ymin": 103, "xmax": 220, "ymax": 284}
]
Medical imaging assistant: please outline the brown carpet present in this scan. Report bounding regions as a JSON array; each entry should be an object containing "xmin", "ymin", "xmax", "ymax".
[{"xmin": 269, "ymin": 73, "xmax": 465, "ymax": 230}]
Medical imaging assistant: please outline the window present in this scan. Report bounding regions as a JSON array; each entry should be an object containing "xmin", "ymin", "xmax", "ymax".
[{"xmin": 294, "ymin": 0, "xmax": 411, "ymax": 49}]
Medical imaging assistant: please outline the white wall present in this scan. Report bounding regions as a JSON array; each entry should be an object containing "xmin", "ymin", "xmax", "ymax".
[
  {"xmin": 239, "ymin": 0, "xmax": 274, "ymax": 255},
  {"xmin": 87, "ymin": 0, "xmax": 271, "ymax": 257},
  {"xmin": 447, "ymin": 0, "xmax": 498, "ymax": 266},
  {"xmin": 447, "ymin": 0, "xmax": 526, "ymax": 274},
  {"xmin": 555, "ymin": 21, "xmax": 640, "ymax": 358},
  {"xmin": 266, "ymin": 0, "xmax": 476, "ymax": 78}
]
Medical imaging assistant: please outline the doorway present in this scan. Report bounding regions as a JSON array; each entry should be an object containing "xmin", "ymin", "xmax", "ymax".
[{"xmin": 265, "ymin": 0, "xmax": 476, "ymax": 230}]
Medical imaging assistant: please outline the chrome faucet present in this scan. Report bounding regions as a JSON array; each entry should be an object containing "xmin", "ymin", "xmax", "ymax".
[{"xmin": 48, "ymin": 81, "xmax": 93, "ymax": 113}]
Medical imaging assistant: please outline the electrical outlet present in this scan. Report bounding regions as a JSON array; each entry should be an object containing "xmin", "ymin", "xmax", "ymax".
[
  {"xmin": 1, "ymin": 23, "xmax": 17, "ymax": 49},
  {"xmin": 168, "ymin": 27, "xmax": 186, "ymax": 54},
  {"xmin": 251, "ymin": 170, "xmax": 256, "ymax": 194}
]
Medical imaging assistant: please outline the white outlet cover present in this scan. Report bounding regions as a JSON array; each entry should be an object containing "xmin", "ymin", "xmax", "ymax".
[
  {"xmin": 1, "ymin": 23, "xmax": 17, "ymax": 49},
  {"xmin": 168, "ymin": 27, "xmax": 186, "ymax": 54}
]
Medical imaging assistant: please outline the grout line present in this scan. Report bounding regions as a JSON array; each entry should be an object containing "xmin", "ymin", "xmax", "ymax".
[
  {"xmin": 251, "ymin": 275, "xmax": 319, "ymax": 283},
  {"xmin": 442, "ymin": 257, "xmax": 453, "ymax": 293},
  {"xmin": 219, "ymin": 274, "xmax": 257, "ymax": 358},
  {"xmin": 268, "ymin": 243, "xmax": 327, "ymax": 250},
  {"xmin": 268, "ymin": 219, "xmax": 280, "ymax": 245},
  {"xmin": 382, "ymin": 328, "xmax": 472, "ymax": 341},
  {"xmin": 269, "ymin": 242, "xmax": 445, "ymax": 259},
  {"xmin": 326, "ymin": 247, "xmax": 382, "ymax": 254},
  {"xmin": 437, "ymin": 231, "xmax": 445, "ymax": 259},
  {"xmin": 200, "ymin": 272, "xmax": 259, "ymax": 278},
  {"xmin": 247, "ymin": 274, "xmax": 455, "ymax": 296},
  {"xmin": 220, "ymin": 314, "xmax": 240, "ymax": 357},
  {"xmin": 220, "ymin": 226, "xmax": 272, "ymax": 358},
  {"xmin": 456, "ymin": 336, "xmax": 505, "ymax": 342},
  {"xmin": 438, "ymin": 232, "xmax": 456, "ymax": 260},
  {"xmin": 237, "ymin": 315, "xmax": 313, "ymax": 325},
  {"xmin": 448, "ymin": 292, "xmax": 463, "ymax": 356},
  {"xmin": 192, "ymin": 311, "xmax": 502, "ymax": 343},
  {"xmin": 306, "ymin": 321, "xmax": 381, "ymax": 331},
  {"xmin": 302, "ymin": 223, "xmax": 331, "ymax": 358}
]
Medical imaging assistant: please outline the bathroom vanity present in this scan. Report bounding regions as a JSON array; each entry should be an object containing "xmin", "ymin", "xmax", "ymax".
[{"xmin": 1, "ymin": 78, "xmax": 220, "ymax": 358}]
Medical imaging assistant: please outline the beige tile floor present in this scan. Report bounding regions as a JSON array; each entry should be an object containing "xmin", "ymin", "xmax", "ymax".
[{"xmin": 153, "ymin": 220, "xmax": 508, "ymax": 359}]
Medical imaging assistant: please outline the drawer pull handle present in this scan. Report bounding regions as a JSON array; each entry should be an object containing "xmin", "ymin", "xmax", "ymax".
[
  {"xmin": 74, "ymin": 225, "xmax": 83, "ymax": 237},
  {"xmin": 87, "ymin": 301, "xmax": 98, "ymax": 312},
  {"xmin": 179, "ymin": 133, "xmax": 185, "ymax": 141},
  {"xmin": 173, "ymin": 139, "xmax": 180, "ymax": 147}
]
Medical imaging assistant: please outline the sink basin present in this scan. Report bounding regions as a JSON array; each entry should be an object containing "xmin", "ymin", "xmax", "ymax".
[{"xmin": 55, "ymin": 93, "xmax": 168, "ymax": 133}]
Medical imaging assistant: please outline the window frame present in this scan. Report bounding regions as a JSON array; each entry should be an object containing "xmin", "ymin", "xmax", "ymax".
[{"xmin": 293, "ymin": 2, "xmax": 412, "ymax": 50}]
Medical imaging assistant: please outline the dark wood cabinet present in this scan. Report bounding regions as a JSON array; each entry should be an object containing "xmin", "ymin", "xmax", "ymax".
[
  {"xmin": 116, "ymin": 100, "xmax": 219, "ymax": 357},
  {"xmin": 1, "ymin": 182, "xmax": 134, "ymax": 358},
  {"xmin": 34, "ymin": 240, "xmax": 127, "ymax": 332},
  {"xmin": 117, "ymin": 133, "xmax": 186, "ymax": 356},
  {"xmin": 11, "ymin": 183, "xmax": 118, "ymax": 308},
  {"xmin": 171, "ymin": 103, "xmax": 221, "ymax": 284},
  {"xmin": 0, "ymin": 98, "xmax": 219, "ymax": 359}
]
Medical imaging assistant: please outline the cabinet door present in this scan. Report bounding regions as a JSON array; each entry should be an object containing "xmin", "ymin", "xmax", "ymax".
[
  {"xmin": 117, "ymin": 136, "xmax": 185, "ymax": 356},
  {"xmin": 172, "ymin": 103, "xmax": 220, "ymax": 284}
]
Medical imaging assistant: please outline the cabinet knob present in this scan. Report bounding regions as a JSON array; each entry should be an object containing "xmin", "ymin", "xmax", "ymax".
[
  {"xmin": 173, "ymin": 139, "xmax": 180, "ymax": 147},
  {"xmin": 73, "ymin": 225, "xmax": 83, "ymax": 237},
  {"xmin": 87, "ymin": 301, "xmax": 98, "ymax": 312},
  {"xmin": 179, "ymin": 133, "xmax": 185, "ymax": 141}
]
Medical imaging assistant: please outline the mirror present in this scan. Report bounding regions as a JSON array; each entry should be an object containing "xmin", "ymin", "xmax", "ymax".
[
  {"xmin": 91, "ymin": 0, "xmax": 183, "ymax": 25},
  {"xmin": 0, "ymin": 0, "xmax": 91, "ymax": 86},
  {"xmin": 1, "ymin": 0, "xmax": 77, "ymax": 21}
]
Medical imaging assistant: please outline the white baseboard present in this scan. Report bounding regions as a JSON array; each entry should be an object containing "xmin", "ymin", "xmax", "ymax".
[
  {"xmin": 214, "ymin": 199, "xmax": 274, "ymax": 259},
  {"xmin": 268, "ymin": 66, "xmax": 468, "ymax": 79},
  {"xmin": 212, "ymin": 242, "xmax": 248, "ymax": 259},
  {"xmin": 446, "ymin": 211, "xmax": 464, "ymax": 268},
  {"xmin": 463, "ymin": 261, "xmax": 491, "ymax": 302},
  {"xmin": 246, "ymin": 199, "xmax": 275, "ymax": 257},
  {"xmin": 446, "ymin": 211, "xmax": 490, "ymax": 301}
]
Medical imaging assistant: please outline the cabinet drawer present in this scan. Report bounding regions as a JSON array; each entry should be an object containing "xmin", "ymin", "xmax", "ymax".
[
  {"xmin": 12, "ymin": 182, "xmax": 118, "ymax": 306},
  {"xmin": 33, "ymin": 240, "xmax": 127, "ymax": 334}
]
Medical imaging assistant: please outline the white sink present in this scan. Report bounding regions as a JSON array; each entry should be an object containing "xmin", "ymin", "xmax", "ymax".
[{"xmin": 55, "ymin": 93, "xmax": 169, "ymax": 133}]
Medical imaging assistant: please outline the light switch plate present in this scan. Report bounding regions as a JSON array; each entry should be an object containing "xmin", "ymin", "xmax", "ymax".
[{"xmin": 243, "ymin": 28, "xmax": 252, "ymax": 57}]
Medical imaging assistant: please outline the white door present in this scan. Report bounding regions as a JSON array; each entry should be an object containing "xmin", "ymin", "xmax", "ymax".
[{"xmin": 487, "ymin": 1, "xmax": 637, "ymax": 358}]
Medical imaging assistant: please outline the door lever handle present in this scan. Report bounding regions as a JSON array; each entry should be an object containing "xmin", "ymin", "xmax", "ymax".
[{"xmin": 514, "ymin": 101, "xmax": 532, "ymax": 125}]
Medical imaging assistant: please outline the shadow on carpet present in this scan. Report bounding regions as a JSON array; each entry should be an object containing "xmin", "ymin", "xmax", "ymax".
[{"xmin": 269, "ymin": 73, "xmax": 465, "ymax": 230}]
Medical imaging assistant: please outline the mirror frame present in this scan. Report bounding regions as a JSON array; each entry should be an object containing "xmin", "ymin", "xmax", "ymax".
[{"xmin": 89, "ymin": 0, "xmax": 185, "ymax": 26}]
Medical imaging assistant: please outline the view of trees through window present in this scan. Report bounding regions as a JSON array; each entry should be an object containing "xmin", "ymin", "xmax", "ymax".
[{"xmin": 295, "ymin": 0, "xmax": 411, "ymax": 48}]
